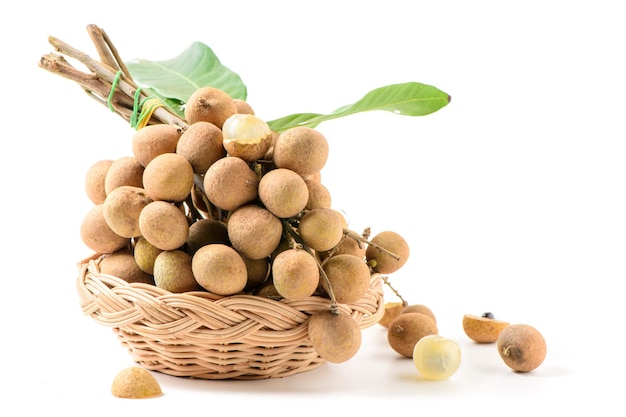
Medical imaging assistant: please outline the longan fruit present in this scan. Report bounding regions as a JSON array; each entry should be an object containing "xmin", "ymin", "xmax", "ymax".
[
  {"xmin": 234, "ymin": 98, "xmax": 255, "ymax": 115},
  {"xmin": 227, "ymin": 204, "xmax": 283, "ymax": 260},
  {"xmin": 497, "ymin": 324, "xmax": 546, "ymax": 372},
  {"xmin": 99, "ymin": 248, "xmax": 154, "ymax": 284},
  {"xmin": 85, "ymin": 159, "xmax": 113, "ymax": 204},
  {"xmin": 132, "ymin": 123, "xmax": 182, "ymax": 167},
  {"xmin": 102, "ymin": 185, "xmax": 152, "ymax": 238},
  {"xmin": 80, "ymin": 204, "xmax": 130, "ymax": 254},
  {"xmin": 254, "ymin": 279, "xmax": 281, "ymax": 299},
  {"xmin": 176, "ymin": 121, "xmax": 226, "ymax": 175},
  {"xmin": 304, "ymin": 178, "xmax": 332, "ymax": 210},
  {"xmin": 133, "ymin": 236, "xmax": 163, "ymax": 275},
  {"xmin": 203, "ymin": 156, "xmax": 259, "ymax": 211},
  {"xmin": 321, "ymin": 254, "xmax": 371, "ymax": 304},
  {"xmin": 241, "ymin": 255, "xmax": 270, "ymax": 292},
  {"xmin": 298, "ymin": 208, "xmax": 345, "ymax": 252},
  {"xmin": 308, "ymin": 309, "xmax": 362, "ymax": 363},
  {"xmin": 138, "ymin": 200, "xmax": 189, "ymax": 251},
  {"xmin": 272, "ymin": 249, "xmax": 320, "ymax": 300},
  {"xmin": 191, "ymin": 244, "xmax": 247, "ymax": 295},
  {"xmin": 463, "ymin": 313, "xmax": 510, "ymax": 343},
  {"xmin": 258, "ymin": 168, "xmax": 309, "ymax": 218},
  {"xmin": 366, "ymin": 230, "xmax": 410, "ymax": 274},
  {"xmin": 378, "ymin": 302, "xmax": 405, "ymax": 328},
  {"xmin": 387, "ymin": 312, "xmax": 438, "ymax": 358},
  {"xmin": 186, "ymin": 218, "xmax": 229, "ymax": 256},
  {"xmin": 321, "ymin": 230, "xmax": 366, "ymax": 259},
  {"xmin": 142, "ymin": 152, "xmax": 194, "ymax": 202},
  {"xmin": 272, "ymin": 126, "xmax": 329, "ymax": 176},
  {"xmin": 184, "ymin": 86, "xmax": 237, "ymax": 129},
  {"xmin": 153, "ymin": 250, "xmax": 202, "ymax": 293},
  {"xmin": 401, "ymin": 304, "xmax": 437, "ymax": 324},
  {"xmin": 104, "ymin": 156, "xmax": 144, "ymax": 195},
  {"xmin": 111, "ymin": 367, "xmax": 162, "ymax": 399}
]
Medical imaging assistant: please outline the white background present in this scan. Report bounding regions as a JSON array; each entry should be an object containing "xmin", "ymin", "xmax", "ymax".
[{"xmin": 1, "ymin": 0, "xmax": 624, "ymax": 414}]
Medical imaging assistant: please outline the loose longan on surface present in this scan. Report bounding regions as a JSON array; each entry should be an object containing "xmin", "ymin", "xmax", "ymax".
[
  {"xmin": 497, "ymin": 324, "xmax": 546, "ymax": 372},
  {"xmin": 388, "ymin": 312, "xmax": 438, "ymax": 358}
]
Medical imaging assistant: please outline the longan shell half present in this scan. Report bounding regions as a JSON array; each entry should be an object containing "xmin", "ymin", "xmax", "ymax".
[{"xmin": 463, "ymin": 313, "xmax": 510, "ymax": 343}]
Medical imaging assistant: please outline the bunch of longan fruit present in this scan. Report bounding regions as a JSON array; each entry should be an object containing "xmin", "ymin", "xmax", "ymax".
[{"xmin": 80, "ymin": 86, "xmax": 412, "ymax": 363}]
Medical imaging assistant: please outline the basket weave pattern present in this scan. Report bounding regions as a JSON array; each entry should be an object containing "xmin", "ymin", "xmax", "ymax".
[{"xmin": 78, "ymin": 255, "xmax": 384, "ymax": 380}]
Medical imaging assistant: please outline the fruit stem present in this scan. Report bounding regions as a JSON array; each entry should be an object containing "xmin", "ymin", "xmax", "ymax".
[
  {"xmin": 344, "ymin": 228, "xmax": 400, "ymax": 261},
  {"xmin": 381, "ymin": 275, "xmax": 408, "ymax": 306},
  {"xmin": 280, "ymin": 218, "xmax": 339, "ymax": 314},
  {"xmin": 39, "ymin": 25, "xmax": 188, "ymax": 129}
]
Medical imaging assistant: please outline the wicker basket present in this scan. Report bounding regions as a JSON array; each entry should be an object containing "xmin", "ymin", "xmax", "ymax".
[{"xmin": 77, "ymin": 254, "xmax": 384, "ymax": 380}]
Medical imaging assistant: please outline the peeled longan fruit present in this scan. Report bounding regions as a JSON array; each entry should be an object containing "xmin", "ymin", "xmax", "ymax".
[
  {"xmin": 186, "ymin": 218, "xmax": 229, "ymax": 256},
  {"xmin": 176, "ymin": 121, "xmax": 225, "ymax": 175},
  {"xmin": 80, "ymin": 204, "xmax": 130, "ymax": 254},
  {"xmin": 132, "ymin": 123, "xmax": 182, "ymax": 167},
  {"xmin": 133, "ymin": 236, "xmax": 163, "ymax": 275},
  {"xmin": 272, "ymin": 249, "xmax": 319, "ymax": 300},
  {"xmin": 153, "ymin": 250, "xmax": 202, "ymax": 293},
  {"xmin": 184, "ymin": 86, "xmax": 237, "ymax": 129},
  {"xmin": 85, "ymin": 159, "xmax": 113, "ymax": 204},
  {"xmin": 104, "ymin": 156, "xmax": 144, "ymax": 195},
  {"xmin": 321, "ymin": 254, "xmax": 371, "ymax": 304},
  {"xmin": 402, "ymin": 304, "xmax": 437, "ymax": 324},
  {"xmin": 191, "ymin": 244, "xmax": 247, "ymax": 295},
  {"xmin": 99, "ymin": 248, "xmax": 154, "ymax": 284},
  {"xmin": 378, "ymin": 302, "xmax": 405, "ymax": 328},
  {"xmin": 497, "ymin": 324, "xmax": 546, "ymax": 372},
  {"xmin": 102, "ymin": 185, "xmax": 152, "ymax": 238},
  {"xmin": 203, "ymin": 156, "xmax": 259, "ymax": 211},
  {"xmin": 366, "ymin": 230, "xmax": 410, "ymax": 274},
  {"xmin": 142, "ymin": 152, "xmax": 194, "ymax": 202},
  {"xmin": 222, "ymin": 113, "xmax": 272, "ymax": 161},
  {"xmin": 463, "ymin": 313, "xmax": 510, "ymax": 343},
  {"xmin": 308, "ymin": 309, "xmax": 362, "ymax": 363},
  {"xmin": 138, "ymin": 200, "xmax": 189, "ymax": 251},
  {"xmin": 388, "ymin": 312, "xmax": 438, "ymax": 358},
  {"xmin": 258, "ymin": 168, "xmax": 309, "ymax": 218},
  {"xmin": 298, "ymin": 208, "xmax": 345, "ymax": 252},
  {"xmin": 273, "ymin": 126, "xmax": 329, "ymax": 176},
  {"xmin": 227, "ymin": 204, "xmax": 283, "ymax": 260},
  {"xmin": 111, "ymin": 367, "xmax": 162, "ymax": 399}
]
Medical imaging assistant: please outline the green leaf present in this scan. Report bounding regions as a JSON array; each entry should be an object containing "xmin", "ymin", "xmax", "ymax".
[
  {"xmin": 126, "ymin": 42, "xmax": 247, "ymax": 118},
  {"xmin": 267, "ymin": 82, "xmax": 450, "ymax": 132}
]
